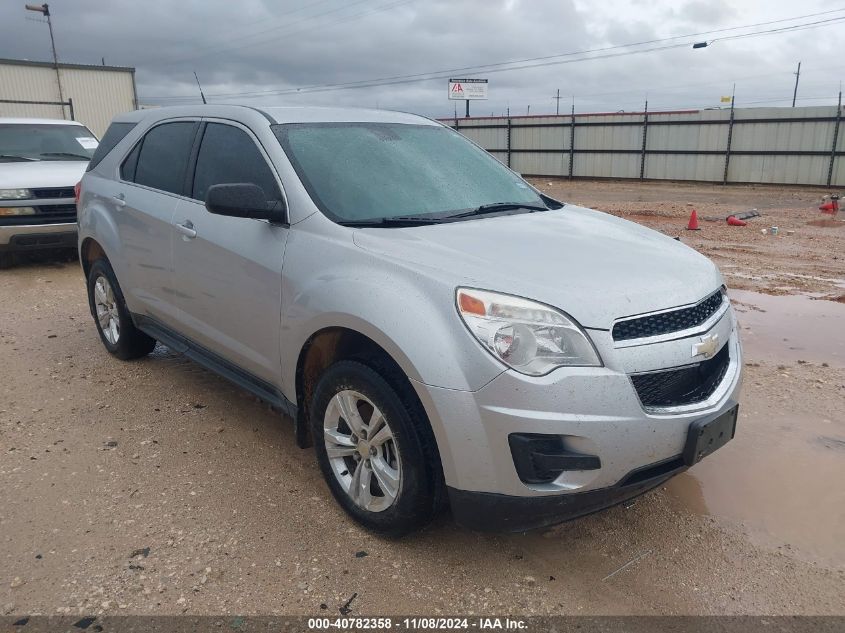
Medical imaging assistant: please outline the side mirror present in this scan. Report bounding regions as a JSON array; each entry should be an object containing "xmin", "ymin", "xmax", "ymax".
[{"xmin": 205, "ymin": 183, "xmax": 285, "ymax": 222}]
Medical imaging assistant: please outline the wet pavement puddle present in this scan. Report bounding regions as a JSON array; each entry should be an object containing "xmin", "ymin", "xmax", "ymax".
[
  {"xmin": 730, "ymin": 289, "xmax": 845, "ymax": 367},
  {"xmin": 667, "ymin": 289, "xmax": 845, "ymax": 568},
  {"xmin": 667, "ymin": 408, "xmax": 845, "ymax": 568}
]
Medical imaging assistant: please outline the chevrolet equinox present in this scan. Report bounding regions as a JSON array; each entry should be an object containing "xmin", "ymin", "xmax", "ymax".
[{"xmin": 77, "ymin": 105, "xmax": 742, "ymax": 535}]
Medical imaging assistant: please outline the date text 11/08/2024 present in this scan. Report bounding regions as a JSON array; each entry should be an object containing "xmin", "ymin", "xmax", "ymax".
[{"xmin": 307, "ymin": 617, "xmax": 528, "ymax": 630}]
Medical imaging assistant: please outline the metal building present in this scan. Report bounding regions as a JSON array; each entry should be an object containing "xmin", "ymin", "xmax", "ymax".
[{"xmin": 0, "ymin": 57, "xmax": 137, "ymax": 137}]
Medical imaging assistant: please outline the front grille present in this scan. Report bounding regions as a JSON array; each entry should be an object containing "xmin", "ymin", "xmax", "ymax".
[
  {"xmin": 0, "ymin": 204, "xmax": 77, "ymax": 226},
  {"xmin": 613, "ymin": 289, "xmax": 724, "ymax": 342},
  {"xmin": 630, "ymin": 343, "xmax": 730, "ymax": 408},
  {"xmin": 31, "ymin": 187, "xmax": 75, "ymax": 199}
]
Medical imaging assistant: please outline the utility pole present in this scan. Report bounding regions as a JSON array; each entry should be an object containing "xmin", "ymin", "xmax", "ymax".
[
  {"xmin": 25, "ymin": 3, "xmax": 65, "ymax": 119},
  {"xmin": 555, "ymin": 88, "xmax": 561, "ymax": 115},
  {"xmin": 792, "ymin": 61, "xmax": 801, "ymax": 107},
  {"xmin": 527, "ymin": 105, "xmax": 530, "ymax": 116}
]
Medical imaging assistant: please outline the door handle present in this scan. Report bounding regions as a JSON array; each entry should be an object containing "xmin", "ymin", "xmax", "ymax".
[
  {"xmin": 175, "ymin": 220, "xmax": 197, "ymax": 239},
  {"xmin": 112, "ymin": 193, "xmax": 126, "ymax": 207}
]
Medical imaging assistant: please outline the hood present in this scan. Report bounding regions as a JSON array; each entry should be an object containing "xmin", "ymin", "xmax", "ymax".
[
  {"xmin": 0, "ymin": 161, "xmax": 88, "ymax": 189},
  {"xmin": 352, "ymin": 206, "xmax": 723, "ymax": 330}
]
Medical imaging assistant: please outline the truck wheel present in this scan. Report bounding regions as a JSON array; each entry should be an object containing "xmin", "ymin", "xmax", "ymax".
[
  {"xmin": 86, "ymin": 259, "xmax": 156, "ymax": 360},
  {"xmin": 311, "ymin": 360, "xmax": 441, "ymax": 536}
]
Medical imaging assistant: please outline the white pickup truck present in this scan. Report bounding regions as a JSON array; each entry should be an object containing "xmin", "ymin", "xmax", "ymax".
[{"xmin": 0, "ymin": 117, "xmax": 98, "ymax": 268}]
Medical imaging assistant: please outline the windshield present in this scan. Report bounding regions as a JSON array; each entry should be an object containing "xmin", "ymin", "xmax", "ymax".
[
  {"xmin": 273, "ymin": 123, "xmax": 543, "ymax": 223},
  {"xmin": 0, "ymin": 123, "xmax": 98, "ymax": 162}
]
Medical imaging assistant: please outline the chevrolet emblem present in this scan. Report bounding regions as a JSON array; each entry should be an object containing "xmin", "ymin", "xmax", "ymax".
[{"xmin": 692, "ymin": 334, "xmax": 720, "ymax": 359}]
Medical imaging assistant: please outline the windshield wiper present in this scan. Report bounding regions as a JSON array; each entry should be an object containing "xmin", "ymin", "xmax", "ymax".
[
  {"xmin": 0, "ymin": 154, "xmax": 39, "ymax": 161},
  {"xmin": 338, "ymin": 215, "xmax": 446, "ymax": 227},
  {"xmin": 39, "ymin": 151, "xmax": 90, "ymax": 161},
  {"xmin": 447, "ymin": 201, "xmax": 549, "ymax": 219}
]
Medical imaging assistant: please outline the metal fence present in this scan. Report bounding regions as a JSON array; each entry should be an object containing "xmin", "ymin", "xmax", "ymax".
[{"xmin": 440, "ymin": 101, "xmax": 844, "ymax": 187}]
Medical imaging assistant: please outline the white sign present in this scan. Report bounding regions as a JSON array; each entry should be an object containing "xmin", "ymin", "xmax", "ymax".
[
  {"xmin": 448, "ymin": 78, "xmax": 488, "ymax": 100},
  {"xmin": 76, "ymin": 136, "xmax": 99, "ymax": 150}
]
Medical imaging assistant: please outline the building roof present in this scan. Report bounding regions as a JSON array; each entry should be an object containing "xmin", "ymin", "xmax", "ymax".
[{"xmin": 0, "ymin": 57, "xmax": 134, "ymax": 73}]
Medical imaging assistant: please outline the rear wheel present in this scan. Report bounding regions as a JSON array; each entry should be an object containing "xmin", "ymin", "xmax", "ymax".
[
  {"xmin": 311, "ymin": 360, "xmax": 441, "ymax": 536},
  {"xmin": 86, "ymin": 259, "xmax": 156, "ymax": 360}
]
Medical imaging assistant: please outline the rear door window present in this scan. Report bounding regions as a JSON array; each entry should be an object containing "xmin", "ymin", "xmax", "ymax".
[
  {"xmin": 191, "ymin": 123, "xmax": 281, "ymax": 203},
  {"xmin": 132, "ymin": 121, "xmax": 198, "ymax": 195}
]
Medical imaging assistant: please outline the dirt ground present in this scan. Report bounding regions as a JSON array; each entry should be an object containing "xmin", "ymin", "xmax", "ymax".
[{"xmin": 1, "ymin": 180, "xmax": 844, "ymax": 617}]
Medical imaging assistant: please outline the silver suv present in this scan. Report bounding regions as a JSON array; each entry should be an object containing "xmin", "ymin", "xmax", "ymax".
[{"xmin": 78, "ymin": 105, "xmax": 742, "ymax": 535}]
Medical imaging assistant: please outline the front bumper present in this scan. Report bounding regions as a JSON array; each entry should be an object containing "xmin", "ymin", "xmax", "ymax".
[
  {"xmin": 413, "ymin": 307, "xmax": 743, "ymax": 530},
  {"xmin": 448, "ymin": 454, "xmax": 687, "ymax": 532},
  {"xmin": 0, "ymin": 223, "xmax": 78, "ymax": 250},
  {"xmin": 448, "ymin": 402, "xmax": 737, "ymax": 531}
]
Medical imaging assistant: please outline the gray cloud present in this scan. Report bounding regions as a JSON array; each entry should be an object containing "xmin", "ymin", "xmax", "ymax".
[{"xmin": 1, "ymin": 0, "xmax": 841, "ymax": 118}]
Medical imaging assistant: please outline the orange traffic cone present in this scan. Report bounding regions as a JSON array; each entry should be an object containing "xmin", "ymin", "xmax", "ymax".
[
  {"xmin": 820, "ymin": 194, "xmax": 840, "ymax": 214},
  {"xmin": 726, "ymin": 215, "xmax": 747, "ymax": 226},
  {"xmin": 686, "ymin": 209, "xmax": 700, "ymax": 230}
]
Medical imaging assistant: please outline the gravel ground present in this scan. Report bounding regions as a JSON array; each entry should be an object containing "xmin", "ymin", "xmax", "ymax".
[{"xmin": 1, "ymin": 180, "xmax": 844, "ymax": 616}]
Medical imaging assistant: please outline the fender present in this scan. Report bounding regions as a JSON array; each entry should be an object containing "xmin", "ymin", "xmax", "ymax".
[
  {"xmin": 281, "ymin": 270, "xmax": 504, "ymax": 404},
  {"xmin": 77, "ymin": 190, "xmax": 129, "ymax": 287}
]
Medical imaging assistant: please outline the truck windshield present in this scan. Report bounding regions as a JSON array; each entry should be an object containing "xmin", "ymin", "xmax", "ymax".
[
  {"xmin": 273, "ymin": 122, "xmax": 543, "ymax": 223},
  {"xmin": 0, "ymin": 123, "xmax": 98, "ymax": 162}
]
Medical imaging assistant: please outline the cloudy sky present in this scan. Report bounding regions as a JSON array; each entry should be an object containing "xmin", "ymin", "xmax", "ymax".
[{"xmin": 2, "ymin": 0, "xmax": 843, "ymax": 117}]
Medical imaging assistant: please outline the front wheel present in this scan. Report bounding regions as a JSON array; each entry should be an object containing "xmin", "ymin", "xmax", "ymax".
[{"xmin": 311, "ymin": 361, "xmax": 441, "ymax": 536}]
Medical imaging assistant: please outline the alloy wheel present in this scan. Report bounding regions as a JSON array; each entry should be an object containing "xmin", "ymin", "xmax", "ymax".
[
  {"xmin": 323, "ymin": 389, "xmax": 401, "ymax": 512},
  {"xmin": 93, "ymin": 275, "xmax": 120, "ymax": 345}
]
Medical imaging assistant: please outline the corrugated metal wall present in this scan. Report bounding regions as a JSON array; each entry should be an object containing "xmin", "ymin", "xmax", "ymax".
[
  {"xmin": 0, "ymin": 60, "xmax": 136, "ymax": 137},
  {"xmin": 446, "ymin": 105, "xmax": 844, "ymax": 187}
]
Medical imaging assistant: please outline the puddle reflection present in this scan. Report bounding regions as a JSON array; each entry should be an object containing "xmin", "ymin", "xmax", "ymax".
[
  {"xmin": 731, "ymin": 289, "xmax": 845, "ymax": 367},
  {"xmin": 666, "ymin": 291, "xmax": 845, "ymax": 567}
]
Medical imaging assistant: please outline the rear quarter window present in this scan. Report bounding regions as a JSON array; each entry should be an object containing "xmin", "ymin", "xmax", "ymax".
[{"xmin": 86, "ymin": 122, "xmax": 136, "ymax": 171}]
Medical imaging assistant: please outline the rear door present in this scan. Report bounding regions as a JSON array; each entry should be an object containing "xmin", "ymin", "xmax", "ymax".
[
  {"xmin": 115, "ymin": 119, "xmax": 199, "ymax": 326},
  {"xmin": 171, "ymin": 120, "xmax": 288, "ymax": 385}
]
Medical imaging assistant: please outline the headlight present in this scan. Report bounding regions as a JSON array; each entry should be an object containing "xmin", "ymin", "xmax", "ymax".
[
  {"xmin": 0, "ymin": 189, "xmax": 33, "ymax": 200},
  {"xmin": 456, "ymin": 287, "xmax": 601, "ymax": 376},
  {"xmin": 0, "ymin": 206, "xmax": 36, "ymax": 216}
]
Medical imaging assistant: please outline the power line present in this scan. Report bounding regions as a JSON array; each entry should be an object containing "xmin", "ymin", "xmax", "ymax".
[
  {"xmin": 149, "ymin": 66, "xmax": 821, "ymax": 105},
  {"xmin": 146, "ymin": 6, "xmax": 845, "ymax": 98},
  {"xmin": 179, "ymin": 9, "xmax": 845, "ymax": 100},
  {"xmin": 202, "ymin": 15, "xmax": 845, "ymax": 100},
  {"xmin": 714, "ymin": 15, "xmax": 845, "ymax": 43}
]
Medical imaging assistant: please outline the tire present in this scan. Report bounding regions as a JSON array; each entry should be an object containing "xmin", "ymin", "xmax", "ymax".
[
  {"xmin": 311, "ymin": 360, "xmax": 441, "ymax": 536},
  {"xmin": 86, "ymin": 258, "xmax": 156, "ymax": 360},
  {"xmin": 0, "ymin": 252, "xmax": 15, "ymax": 269}
]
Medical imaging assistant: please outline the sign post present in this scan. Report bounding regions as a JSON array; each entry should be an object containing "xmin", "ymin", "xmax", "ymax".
[{"xmin": 448, "ymin": 78, "xmax": 488, "ymax": 118}]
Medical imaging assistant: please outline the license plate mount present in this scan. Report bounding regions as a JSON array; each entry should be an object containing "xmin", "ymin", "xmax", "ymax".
[{"xmin": 683, "ymin": 405, "xmax": 738, "ymax": 466}]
